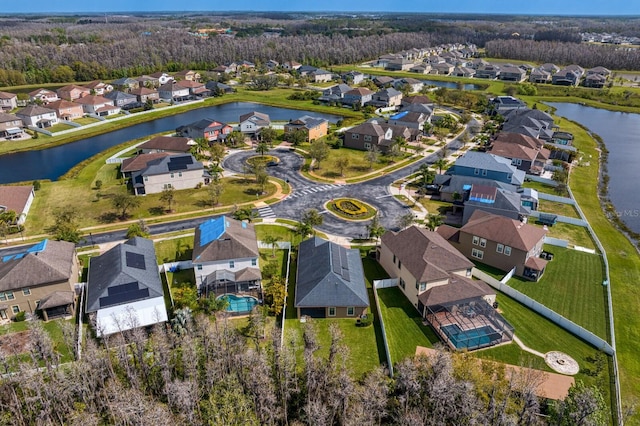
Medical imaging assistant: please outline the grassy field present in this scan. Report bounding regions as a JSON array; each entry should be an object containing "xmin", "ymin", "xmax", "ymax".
[
  {"xmin": 522, "ymin": 181, "xmax": 558, "ymax": 194},
  {"xmin": 508, "ymin": 246, "xmax": 608, "ymax": 339},
  {"xmin": 418, "ymin": 195, "xmax": 452, "ymax": 215},
  {"xmin": 531, "ymin": 221, "xmax": 596, "ymax": 249},
  {"xmin": 538, "ymin": 199, "xmax": 581, "ymax": 218},
  {"xmin": 307, "ymin": 146, "xmax": 410, "ymax": 180}
]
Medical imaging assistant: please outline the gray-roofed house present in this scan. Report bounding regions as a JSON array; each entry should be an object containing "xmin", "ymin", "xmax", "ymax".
[
  {"xmin": 452, "ymin": 66, "xmax": 475, "ymax": 78},
  {"xmin": 461, "ymin": 185, "xmax": 533, "ymax": 224},
  {"xmin": 0, "ymin": 91, "xmax": 17, "ymax": 111},
  {"xmin": 475, "ymin": 64, "xmax": 501, "ymax": 79},
  {"xmin": 498, "ymin": 66, "xmax": 526, "ymax": 82},
  {"xmin": 131, "ymin": 154, "xmax": 209, "ymax": 195},
  {"xmin": 448, "ymin": 151, "xmax": 526, "ymax": 186},
  {"xmin": 319, "ymin": 83, "xmax": 352, "ymax": 103},
  {"xmin": 583, "ymin": 74, "xmax": 607, "ymax": 88},
  {"xmin": 393, "ymin": 78, "xmax": 424, "ymax": 93},
  {"xmin": 489, "ymin": 96, "xmax": 527, "ymax": 114},
  {"xmin": 104, "ymin": 90, "xmax": 139, "ymax": 109},
  {"xmin": 239, "ymin": 111, "xmax": 271, "ymax": 135},
  {"xmin": 367, "ymin": 87, "xmax": 403, "ymax": 108},
  {"xmin": 0, "ymin": 239, "xmax": 77, "ymax": 323},
  {"xmin": 430, "ymin": 62, "xmax": 455, "ymax": 75},
  {"xmin": 529, "ymin": 68, "xmax": 551, "ymax": 84},
  {"xmin": 385, "ymin": 59, "xmax": 414, "ymax": 71},
  {"xmin": 86, "ymin": 237, "xmax": 168, "ymax": 337},
  {"xmin": 284, "ymin": 115, "xmax": 329, "ymax": 141},
  {"xmin": 388, "ymin": 110, "xmax": 431, "ymax": 131},
  {"xmin": 342, "ymin": 71, "xmax": 365, "ymax": 85},
  {"xmin": 310, "ymin": 68, "xmax": 333, "ymax": 83},
  {"xmin": 552, "ymin": 66, "xmax": 584, "ymax": 86},
  {"xmin": 0, "ymin": 112, "xmax": 24, "ymax": 139},
  {"xmin": 192, "ymin": 216, "xmax": 262, "ymax": 300},
  {"xmin": 158, "ymin": 81, "xmax": 190, "ymax": 102},
  {"xmin": 434, "ymin": 174, "xmax": 518, "ymax": 202},
  {"xmin": 120, "ymin": 152, "xmax": 172, "ymax": 178},
  {"xmin": 342, "ymin": 87, "xmax": 375, "ymax": 107},
  {"xmin": 16, "ymin": 105, "xmax": 59, "ymax": 128},
  {"xmin": 501, "ymin": 109, "xmax": 556, "ymax": 141},
  {"xmin": 295, "ymin": 237, "xmax": 369, "ymax": 318},
  {"xmin": 138, "ymin": 136, "xmax": 196, "ymax": 154},
  {"xmin": 130, "ymin": 87, "xmax": 160, "ymax": 104},
  {"xmin": 111, "ymin": 77, "xmax": 140, "ymax": 91},
  {"xmin": 205, "ymin": 81, "xmax": 235, "ymax": 95}
]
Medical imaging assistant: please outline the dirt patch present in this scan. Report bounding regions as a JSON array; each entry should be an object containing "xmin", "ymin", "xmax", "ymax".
[{"xmin": 0, "ymin": 330, "xmax": 32, "ymax": 356}]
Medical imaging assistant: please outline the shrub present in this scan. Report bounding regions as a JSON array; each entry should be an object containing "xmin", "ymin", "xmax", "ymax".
[
  {"xmin": 335, "ymin": 199, "xmax": 367, "ymax": 216},
  {"xmin": 32, "ymin": 180, "xmax": 41, "ymax": 191},
  {"xmin": 14, "ymin": 311, "xmax": 26, "ymax": 322}
]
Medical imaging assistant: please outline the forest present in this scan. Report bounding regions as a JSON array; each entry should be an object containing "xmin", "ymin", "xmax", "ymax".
[{"xmin": 0, "ymin": 313, "xmax": 607, "ymax": 425}]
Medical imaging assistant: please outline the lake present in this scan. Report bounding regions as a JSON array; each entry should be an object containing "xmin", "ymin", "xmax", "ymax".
[
  {"xmin": 0, "ymin": 102, "xmax": 341, "ymax": 184},
  {"xmin": 421, "ymin": 79, "xmax": 481, "ymax": 91},
  {"xmin": 546, "ymin": 102, "xmax": 640, "ymax": 233}
]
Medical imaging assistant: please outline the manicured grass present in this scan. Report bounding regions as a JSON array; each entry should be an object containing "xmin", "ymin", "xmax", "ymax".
[
  {"xmin": 533, "ymin": 222, "xmax": 596, "ymax": 250},
  {"xmin": 538, "ymin": 199, "xmax": 581, "ymax": 219},
  {"xmin": 377, "ymin": 287, "xmax": 440, "ymax": 364},
  {"xmin": 155, "ymin": 236, "xmax": 194, "ymax": 264},
  {"xmin": 308, "ymin": 146, "xmax": 409, "ymax": 180},
  {"xmin": 418, "ymin": 195, "xmax": 452, "ymax": 215},
  {"xmin": 472, "ymin": 261, "xmax": 506, "ymax": 281},
  {"xmin": 47, "ymin": 122, "xmax": 75, "ymax": 133},
  {"xmin": 508, "ymin": 246, "xmax": 608, "ymax": 339},
  {"xmin": 74, "ymin": 117, "xmax": 100, "ymax": 125},
  {"xmin": 522, "ymin": 180, "xmax": 558, "ymax": 194},
  {"xmin": 254, "ymin": 224, "xmax": 299, "ymax": 244}
]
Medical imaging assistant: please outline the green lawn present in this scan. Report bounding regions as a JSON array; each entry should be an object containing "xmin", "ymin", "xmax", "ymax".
[
  {"xmin": 530, "ymin": 221, "xmax": 596, "ymax": 250},
  {"xmin": 522, "ymin": 181, "xmax": 558, "ymax": 194},
  {"xmin": 508, "ymin": 246, "xmax": 608, "ymax": 339},
  {"xmin": 0, "ymin": 317, "xmax": 78, "ymax": 364},
  {"xmin": 74, "ymin": 117, "xmax": 100, "ymax": 125},
  {"xmin": 47, "ymin": 122, "xmax": 75, "ymax": 133},
  {"xmin": 418, "ymin": 195, "xmax": 452, "ymax": 215},
  {"xmin": 155, "ymin": 236, "xmax": 194, "ymax": 264},
  {"xmin": 254, "ymin": 224, "xmax": 299, "ymax": 244},
  {"xmin": 308, "ymin": 146, "xmax": 410, "ymax": 180},
  {"xmin": 538, "ymin": 199, "xmax": 581, "ymax": 219},
  {"xmin": 472, "ymin": 261, "xmax": 506, "ymax": 281}
]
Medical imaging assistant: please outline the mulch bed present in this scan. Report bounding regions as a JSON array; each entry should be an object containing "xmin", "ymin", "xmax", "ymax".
[{"xmin": 0, "ymin": 330, "xmax": 32, "ymax": 356}]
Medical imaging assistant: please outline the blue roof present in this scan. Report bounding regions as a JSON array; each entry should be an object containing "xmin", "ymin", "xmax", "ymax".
[
  {"xmin": 1, "ymin": 239, "xmax": 48, "ymax": 263},
  {"xmin": 390, "ymin": 111, "xmax": 409, "ymax": 120},
  {"xmin": 198, "ymin": 217, "xmax": 229, "ymax": 247}
]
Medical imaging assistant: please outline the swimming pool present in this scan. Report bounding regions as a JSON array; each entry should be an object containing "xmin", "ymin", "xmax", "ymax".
[
  {"xmin": 218, "ymin": 294, "xmax": 259, "ymax": 313},
  {"xmin": 441, "ymin": 324, "xmax": 500, "ymax": 350}
]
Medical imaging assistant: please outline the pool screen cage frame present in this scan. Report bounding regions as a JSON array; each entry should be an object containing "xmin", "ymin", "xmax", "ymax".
[
  {"xmin": 425, "ymin": 297, "xmax": 514, "ymax": 351},
  {"xmin": 199, "ymin": 270, "xmax": 262, "ymax": 301}
]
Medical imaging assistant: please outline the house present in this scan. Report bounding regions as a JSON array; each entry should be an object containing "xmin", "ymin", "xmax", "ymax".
[
  {"xmin": 342, "ymin": 71, "xmax": 365, "ymax": 85},
  {"xmin": 367, "ymin": 87, "xmax": 403, "ymax": 108},
  {"xmin": 174, "ymin": 70, "xmax": 201, "ymax": 82},
  {"xmin": 489, "ymin": 96, "xmax": 527, "ymax": 114},
  {"xmin": 319, "ymin": 83, "xmax": 352, "ymax": 103},
  {"xmin": 410, "ymin": 64, "xmax": 432, "ymax": 74},
  {"xmin": 461, "ymin": 184, "xmax": 534, "ymax": 224},
  {"xmin": 130, "ymin": 87, "xmax": 160, "ymax": 104},
  {"xmin": 75, "ymin": 95, "xmax": 120, "ymax": 117},
  {"xmin": 131, "ymin": 154, "xmax": 209, "ymax": 195},
  {"xmin": 46, "ymin": 100, "xmax": 84, "ymax": 121},
  {"xmin": 177, "ymin": 118, "xmax": 233, "ymax": 142},
  {"xmin": 104, "ymin": 91, "xmax": 139, "ymax": 109},
  {"xmin": 401, "ymin": 95, "xmax": 431, "ymax": 108},
  {"xmin": 205, "ymin": 81, "xmax": 235, "ymax": 95},
  {"xmin": 84, "ymin": 80, "xmax": 113, "ymax": 95},
  {"xmin": 489, "ymin": 132, "xmax": 550, "ymax": 174},
  {"xmin": 452, "ymin": 66, "xmax": 475, "ymax": 78},
  {"xmin": 373, "ymin": 76, "xmax": 395, "ymax": 87},
  {"xmin": 0, "ymin": 91, "xmax": 18, "ymax": 111},
  {"xmin": 16, "ymin": 105, "xmax": 59, "ymax": 128},
  {"xmin": 148, "ymin": 72, "xmax": 174, "ymax": 85},
  {"xmin": 265, "ymin": 59, "xmax": 280, "ymax": 70},
  {"xmin": 283, "ymin": 61, "xmax": 302, "ymax": 71},
  {"xmin": 0, "ymin": 112, "xmax": 25, "ymax": 139},
  {"xmin": 540, "ymin": 63, "xmax": 560, "ymax": 74},
  {"xmin": 470, "ymin": 58, "xmax": 489, "ymax": 69},
  {"xmin": 587, "ymin": 66, "xmax": 611, "ymax": 78},
  {"xmin": 386, "ymin": 59, "xmax": 414, "ymax": 71},
  {"xmin": 0, "ymin": 185, "xmax": 35, "ymax": 225},
  {"xmin": 239, "ymin": 111, "xmax": 271, "ymax": 135},
  {"xmin": 295, "ymin": 237, "xmax": 369, "ymax": 319},
  {"xmin": 475, "ymin": 64, "xmax": 501, "ymax": 79},
  {"xmin": 56, "ymin": 84, "xmax": 90, "ymax": 101},
  {"xmin": 213, "ymin": 64, "xmax": 237, "ymax": 74},
  {"xmin": 394, "ymin": 78, "xmax": 424, "ymax": 93},
  {"xmin": 343, "ymin": 122, "xmax": 418, "ymax": 152},
  {"xmin": 112, "ymin": 77, "xmax": 140, "ymax": 91},
  {"xmin": 0, "ymin": 239, "xmax": 77, "ymax": 323},
  {"xmin": 28, "ymin": 88, "xmax": 58, "ymax": 104},
  {"xmin": 158, "ymin": 81, "xmax": 191, "ymax": 102},
  {"xmin": 430, "ymin": 62, "xmax": 455, "ymax": 75},
  {"xmin": 583, "ymin": 74, "xmax": 607, "ymax": 88},
  {"xmin": 192, "ymin": 216, "xmax": 262, "ymax": 302},
  {"xmin": 529, "ymin": 68, "xmax": 551, "ymax": 84},
  {"xmin": 85, "ymin": 237, "xmax": 168, "ymax": 337},
  {"xmin": 502, "ymin": 109, "xmax": 556, "ymax": 141},
  {"xmin": 120, "ymin": 153, "xmax": 172, "ymax": 178},
  {"xmin": 138, "ymin": 136, "xmax": 196, "ymax": 154},
  {"xmin": 438, "ymin": 210, "xmax": 548, "ymax": 281},
  {"xmin": 135, "ymin": 75, "xmax": 159, "ymax": 88},
  {"xmin": 388, "ymin": 110, "xmax": 431, "ymax": 131},
  {"xmin": 284, "ymin": 115, "xmax": 329, "ymax": 141},
  {"xmin": 448, "ymin": 151, "xmax": 526, "ymax": 186},
  {"xmin": 175, "ymin": 80, "xmax": 209, "ymax": 98},
  {"xmin": 498, "ymin": 66, "xmax": 526, "ymax": 82},
  {"xmin": 310, "ymin": 69, "xmax": 333, "ymax": 83},
  {"xmin": 552, "ymin": 66, "xmax": 584, "ymax": 86},
  {"xmin": 378, "ymin": 226, "xmax": 511, "ymax": 351},
  {"xmin": 342, "ymin": 87, "xmax": 375, "ymax": 107},
  {"xmin": 434, "ymin": 174, "xmax": 518, "ymax": 203}
]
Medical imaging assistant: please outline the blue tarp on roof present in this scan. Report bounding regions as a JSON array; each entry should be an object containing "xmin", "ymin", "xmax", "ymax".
[
  {"xmin": 469, "ymin": 196, "xmax": 495, "ymax": 204},
  {"xmin": 389, "ymin": 111, "xmax": 409, "ymax": 120},
  {"xmin": 198, "ymin": 217, "xmax": 228, "ymax": 247},
  {"xmin": 1, "ymin": 239, "xmax": 48, "ymax": 263},
  {"xmin": 462, "ymin": 184, "xmax": 472, "ymax": 191}
]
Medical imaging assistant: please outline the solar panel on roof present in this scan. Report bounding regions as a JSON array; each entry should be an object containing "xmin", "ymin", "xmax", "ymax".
[
  {"xmin": 125, "ymin": 251, "xmax": 146, "ymax": 270},
  {"xmin": 99, "ymin": 281, "xmax": 150, "ymax": 308}
]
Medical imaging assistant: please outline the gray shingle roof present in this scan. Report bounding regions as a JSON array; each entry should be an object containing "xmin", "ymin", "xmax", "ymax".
[
  {"xmin": 192, "ymin": 216, "xmax": 260, "ymax": 263},
  {"xmin": 295, "ymin": 237, "xmax": 369, "ymax": 308},
  {"xmin": 86, "ymin": 237, "xmax": 164, "ymax": 313},
  {"xmin": 134, "ymin": 154, "xmax": 204, "ymax": 177}
]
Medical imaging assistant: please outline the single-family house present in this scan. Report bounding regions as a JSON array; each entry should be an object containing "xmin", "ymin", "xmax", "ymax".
[
  {"xmin": 176, "ymin": 80, "xmax": 209, "ymax": 98},
  {"xmin": 386, "ymin": 59, "xmax": 414, "ymax": 71},
  {"xmin": 342, "ymin": 87, "xmax": 375, "ymax": 107},
  {"xmin": 295, "ymin": 237, "xmax": 369, "ymax": 319},
  {"xmin": 56, "ymin": 84, "xmax": 90, "ymax": 102},
  {"xmin": 136, "ymin": 75, "xmax": 159, "ymax": 88},
  {"xmin": 378, "ymin": 226, "xmax": 511, "ymax": 350},
  {"xmin": 461, "ymin": 184, "xmax": 533, "ymax": 224},
  {"xmin": 438, "ymin": 210, "xmax": 548, "ymax": 281},
  {"xmin": 489, "ymin": 96, "xmax": 527, "ymax": 115},
  {"xmin": 265, "ymin": 59, "xmax": 280, "ymax": 70},
  {"xmin": 112, "ymin": 77, "xmax": 140, "ymax": 91},
  {"xmin": 430, "ymin": 62, "xmax": 455, "ymax": 75},
  {"xmin": 0, "ymin": 239, "xmax": 77, "ymax": 323},
  {"xmin": 501, "ymin": 109, "xmax": 556, "ymax": 141},
  {"xmin": 410, "ymin": 64, "xmax": 432, "ymax": 74},
  {"xmin": 284, "ymin": 115, "xmax": 329, "ymax": 141},
  {"xmin": 85, "ymin": 237, "xmax": 168, "ymax": 337},
  {"xmin": 120, "ymin": 152, "xmax": 172, "ymax": 178},
  {"xmin": 138, "ymin": 136, "xmax": 196, "ymax": 154},
  {"xmin": 0, "ymin": 91, "xmax": 18, "ymax": 111},
  {"xmin": 84, "ymin": 80, "xmax": 113, "ymax": 95},
  {"xmin": 470, "ymin": 58, "xmax": 489, "ymax": 69},
  {"xmin": 540, "ymin": 63, "xmax": 560, "ymax": 74},
  {"xmin": 394, "ymin": 78, "xmax": 424, "ymax": 93},
  {"xmin": 205, "ymin": 81, "xmax": 235, "ymax": 95},
  {"xmin": 342, "ymin": 71, "xmax": 365, "ymax": 85},
  {"xmin": 489, "ymin": 132, "xmax": 550, "ymax": 174},
  {"xmin": 310, "ymin": 69, "xmax": 333, "ymax": 83},
  {"xmin": 192, "ymin": 216, "xmax": 262, "ymax": 304},
  {"xmin": 319, "ymin": 83, "xmax": 352, "ymax": 103},
  {"xmin": 448, "ymin": 151, "xmax": 526, "ymax": 186},
  {"xmin": 174, "ymin": 70, "xmax": 201, "ymax": 82},
  {"xmin": 45, "ymin": 100, "xmax": 84, "ymax": 121},
  {"xmin": 131, "ymin": 154, "xmax": 209, "ymax": 195},
  {"xmin": 75, "ymin": 95, "xmax": 120, "ymax": 117},
  {"xmin": 239, "ymin": 111, "xmax": 271, "ymax": 135},
  {"xmin": 16, "ymin": 105, "xmax": 59, "ymax": 128},
  {"xmin": 0, "ymin": 112, "xmax": 25, "ymax": 139},
  {"xmin": 587, "ymin": 66, "xmax": 611, "ymax": 78},
  {"xmin": 283, "ymin": 61, "xmax": 302, "ymax": 71},
  {"xmin": 583, "ymin": 74, "xmax": 607, "ymax": 88},
  {"xmin": 433, "ymin": 174, "xmax": 518, "ymax": 203},
  {"xmin": 158, "ymin": 81, "xmax": 191, "ymax": 102},
  {"xmin": 529, "ymin": 68, "xmax": 551, "ymax": 84},
  {"xmin": 498, "ymin": 66, "xmax": 526, "ymax": 82},
  {"xmin": 213, "ymin": 64, "xmax": 237, "ymax": 74},
  {"xmin": 373, "ymin": 76, "xmax": 395, "ymax": 88},
  {"xmin": 177, "ymin": 118, "xmax": 233, "ymax": 142},
  {"xmin": 475, "ymin": 64, "xmax": 501, "ymax": 79},
  {"xmin": 388, "ymin": 110, "xmax": 431, "ymax": 131},
  {"xmin": 452, "ymin": 66, "xmax": 475, "ymax": 78},
  {"xmin": 130, "ymin": 87, "xmax": 160, "ymax": 104},
  {"xmin": 104, "ymin": 91, "xmax": 139, "ymax": 109},
  {"xmin": 401, "ymin": 95, "xmax": 431, "ymax": 108},
  {"xmin": 343, "ymin": 122, "xmax": 418, "ymax": 152},
  {"xmin": 0, "ymin": 185, "xmax": 35, "ymax": 225},
  {"xmin": 148, "ymin": 72, "xmax": 174, "ymax": 85},
  {"xmin": 367, "ymin": 87, "xmax": 403, "ymax": 108},
  {"xmin": 552, "ymin": 65, "xmax": 584, "ymax": 86},
  {"xmin": 28, "ymin": 88, "xmax": 59, "ymax": 105}
]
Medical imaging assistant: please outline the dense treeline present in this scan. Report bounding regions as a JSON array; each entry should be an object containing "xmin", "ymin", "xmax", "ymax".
[
  {"xmin": 0, "ymin": 315, "xmax": 607, "ymax": 425},
  {"xmin": 486, "ymin": 39, "xmax": 640, "ymax": 70}
]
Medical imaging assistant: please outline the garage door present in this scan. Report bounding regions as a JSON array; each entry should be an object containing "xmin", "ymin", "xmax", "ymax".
[{"xmin": 300, "ymin": 307, "xmax": 326, "ymax": 318}]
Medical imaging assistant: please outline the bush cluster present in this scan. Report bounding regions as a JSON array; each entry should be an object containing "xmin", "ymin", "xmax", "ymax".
[{"xmin": 334, "ymin": 199, "xmax": 368, "ymax": 216}]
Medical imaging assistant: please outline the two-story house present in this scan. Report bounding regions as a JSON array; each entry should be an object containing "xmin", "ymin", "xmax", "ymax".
[
  {"xmin": 501, "ymin": 109, "xmax": 556, "ymax": 141},
  {"xmin": 0, "ymin": 91, "xmax": 18, "ymax": 111},
  {"xmin": 367, "ymin": 87, "xmax": 403, "ymax": 108},
  {"xmin": 75, "ymin": 95, "xmax": 120, "ymax": 116},
  {"xmin": 83, "ymin": 80, "xmax": 113, "ymax": 95},
  {"xmin": 158, "ymin": 81, "xmax": 191, "ymax": 103},
  {"xmin": 27, "ymin": 88, "xmax": 59, "ymax": 105},
  {"xmin": 342, "ymin": 71, "xmax": 365, "ymax": 85},
  {"xmin": 388, "ymin": 111, "xmax": 431, "ymax": 131},
  {"xmin": 177, "ymin": 118, "xmax": 233, "ymax": 142},
  {"xmin": 130, "ymin": 87, "xmax": 160, "ymax": 104},
  {"xmin": 131, "ymin": 154, "xmax": 209, "ymax": 195},
  {"xmin": 318, "ymin": 83, "xmax": 352, "ymax": 103},
  {"xmin": 112, "ymin": 77, "xmax": 140, "ymax": 91},
  {"xmin": 56, "ymin": 84, "xmax": 90, "ymax": 101},
  {"xmin": 498, "ymin": 66, "xmax": 526, "ymax": 82},
  {"xmin": 448, "ymin": 151, "xmax": 526, "ymax": 186},
  {"xmin": 46, "ymin": 100, "xmax": 84, "ymax": 121},
  {"xmin": 239, "ymin": 111, "xmax": 271, "ymax": 135},
  {"xmin": 393, "ymin": 78, "xmax": 424, "ymax": 93},
  {"xmin": 343, "ymin": 121, "xmax": 418, "ymax": 152},
  {"xmin": 16, "ymin": 105, "xmax": 59, "ymax": 128},
  {"xmin": 137, "ymin": 135, "xmax": 196, "ymax": 154},
  {"xmin": 0, "ymin": 112, "xmax": 25, "ymax": 139},
  {"xmin": 192, "ymin": 216, "xmax": 262, "ymax": 304},
  {"xmin": 342, "ymin": 87, "xmax": 375, "ymax": 107},
  {"xmin": 475, "ymin": 64, "xmax": 501, "ymax": 79},
  {"xmin": 529, "ymin": 68, "xmax": 551, "ymax": 84},
  {"xmin": 284, "ymin": 115, "xmax": 329, "ymax": 142},
  {"xmin": 148, "ymin": 72, "xmax": 174, "ymax": 85},
  {"xmin": 489, "ymin": 132, "xmax": 550, "ymax": 174},
  {"xmin": 0, "ymin": 185, "xmax": 35, "ymax": 225},
  {"xmin": 174, "ymin": 70, "xmax": 201, "ymax": 82},
  {"xmin": 104, "ymin": 91, "xmax": 139, "ymax": 109}
]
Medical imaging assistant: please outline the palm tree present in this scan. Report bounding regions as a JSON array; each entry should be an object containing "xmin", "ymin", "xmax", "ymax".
[
  {"xmin": 256, "ymin": 141, "xmax": 269, "ymax": 157},
  {"xmin": 263, "ymin": 234, "xmax": 279, "ymax": 257},
  {"xmin": 232, "ymin": 206, "xmax": 259, "ymax": 222},
  {"xmin": 433, "ymin": 158, "xmax": 448, "ymax": 174},
  {"xmin": 417, "ymin": 163, "xmax": 435, "ymax": 186},
  {"xmin": 425, "ymin": 214, "xmax": 444, "ymax": 231},
  {"xmin": 367, "ymin": 214, "xmax": 386, "ymax": 243}
]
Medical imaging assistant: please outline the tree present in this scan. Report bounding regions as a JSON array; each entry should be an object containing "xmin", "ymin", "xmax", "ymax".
[
  {"xmin": 286, "ymin": 128, "xmax": 307, "ymax": 145},
  {"xmin": 249, "ymin": 75, "xmax": 278, "ymax": 91},
  {"xmin": 226, "ymin": 130, "xmax": 244, "ymax": 148},
  {"xmin": 255, "ymin": 168, "xmax": 269, "ymax": 194},
  {"xmin": 365, "ymin": 145, "xmax": 379, "ymax": 170},
  {"xmin": 295, "ymin": 222, "xmax": 313, "ymax": 240},
  {"xmin": 49, "ymin": 206, "xmax": 81, "ymax": 243},
  {"xmin": 191, "ymin": 137, "xmax": 210, "ymax": 160},
  {"xmin": 367, "ymin": 214, "xmax": 386, "ymax": 242},
  {"xmin": 94, "ymin": 179, "xmax": 103, "ymax": 190},
  {"xmin": 397, "ymin": 212, "xmax": 416, "ymax": 230},
  {"xmin": 209, "ymin": 142, "xmax": 226, "ymax": 167},
  {"xmin": 388, "ymin": 142, "xmax": 403, "ymax": 162},
  {"xmin": 32, "ymin": 180, "xmax": 41, "ymax": 191},
  {"xmin": 112, "ymin": 193, "xmax": 141, "ymax": 220},
  {"xmin": 126, "ymin": 220, "xmax": 150, "ymax": 239},
  {"xmin": 302, "ymin": 208, "xmax": 323, "ymax": 228},
  {"xmin": 549, "ymin": 381, "xmax": 607, "ymax": 426},
  {"xmin": 260, "ymin": 127, "xmax": 278, "ymax": 146},
  {"xmin": 263, "ymin": 234, "xmax": 279, "ymax": 257},
  {"xmin": 263, "ymin": 276, "xmax": 286, "ymax": 316},
  {"xmin": 335, "ymin": 157, "xmax": 349, "ymax": 177},
  {"xmin": 433, "ymin": 157, "xmax": 448, "ymax": 174},
  {"xmin": 232, "ymin": 206, "xmax": 258, "ymax": 222},
  {"xmin": 308, "ymin": 139, "xmax": 329, "ymax": 170},
  {"xmin": 159, "ymin": 188, "xmax": 175, "ymax": 213},
  {"xmin": 255, "ymin": 141, "xmax": 269, "ymax": 157},
  {"xmin": 417, "ymin": 163, "xmax": 435, "ymax": 186},
  {"xmin": 206, "ymin": 181, "xmax": 224, "ymax": 207},
  {"xmin": 425, "ymin": 213, "xmax": 444, "ymax": 231}
]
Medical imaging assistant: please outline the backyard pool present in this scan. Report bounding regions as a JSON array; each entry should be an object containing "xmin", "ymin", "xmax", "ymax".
[
  {"xmin": 218, "ymin": 294, "xmax": 259, "ymax": 314},
  {"xmin": 440, "ymin": 324, "xmax": 501, "ymax": 350}
]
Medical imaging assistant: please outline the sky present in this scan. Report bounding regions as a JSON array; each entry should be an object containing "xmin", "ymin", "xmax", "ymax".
[{"xmin": 2, "ymin": 0, "xmax": 640, "ymax": 15}]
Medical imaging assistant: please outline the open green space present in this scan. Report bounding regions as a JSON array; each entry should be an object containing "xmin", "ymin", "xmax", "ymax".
[
  {"xmin": 74, "ymin": 117, "xmax": 100, "ymax": 125},
  {"xmin": 508, "ymin": 246, "xmax": 607, "ymax": 339},
  {"xmin": 532, "ymin": 222, "xmax": 596, "ymax": 250},
  {"xmin": 538, "ymin": 199, "xmax": 581, "ymax": 219},
  {"xmin": 522, "ymin": 180, "xmax": 558, "ymax": 194}
]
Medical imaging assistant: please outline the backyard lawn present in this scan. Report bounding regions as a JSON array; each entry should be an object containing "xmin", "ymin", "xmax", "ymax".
[
  {"xmin": 508, "ymin": 246, "xmax": 608, "ymax": 339},
  {"xmin": 155, "ymin": 236, "xmax": 194, "ymax": 264},
  {"xmin": 538, "ymin": 199, "xmax": 581, "ymax": 219},
  {"xmin": 522, "ymin": 181, "xmax": 558, "ymax": 195},
  {"xmin": 530, "ymin": 221, "xmax": 596, "ymax": 249}
]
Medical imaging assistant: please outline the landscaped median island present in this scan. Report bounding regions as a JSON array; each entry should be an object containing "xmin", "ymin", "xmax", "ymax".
[{"xmin": 325, "ymin": 197, "xmax": 377, "ymax": 221}]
